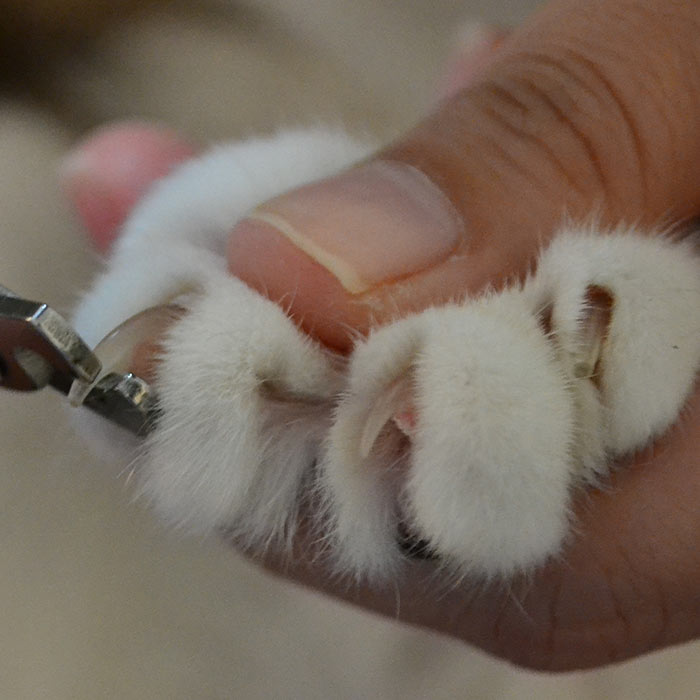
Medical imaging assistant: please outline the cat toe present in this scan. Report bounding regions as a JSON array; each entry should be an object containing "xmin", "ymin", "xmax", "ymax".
[
  {"xmin": 140, "ymin": 271, "xmax": 342, "ymax": 547},
  {"xmin": 324, "ymin": 291, "xmax": 578, "ymax": 580}
]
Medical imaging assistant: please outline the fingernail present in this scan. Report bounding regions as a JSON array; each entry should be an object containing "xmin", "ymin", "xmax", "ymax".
[{"xmin": 242, "ymin": 161, "xmax": 464, "ymax": 294}]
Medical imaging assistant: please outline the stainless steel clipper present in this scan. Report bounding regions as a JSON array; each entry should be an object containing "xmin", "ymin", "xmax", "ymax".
[{"xmin": 0, "ymin": 284, "xmax": 156, "ymax": 434}]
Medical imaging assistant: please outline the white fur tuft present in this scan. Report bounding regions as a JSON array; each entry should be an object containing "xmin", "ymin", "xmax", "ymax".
[
  {"xmin": 530, "ymin": 229, "xmax": 700, "ymax": 456},
  {"xmin": 140, "ymin": 271, "xmax": 341, "ymax": 548}
]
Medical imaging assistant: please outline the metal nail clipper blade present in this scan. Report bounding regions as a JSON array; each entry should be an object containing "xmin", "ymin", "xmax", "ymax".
[{"xmin": 0, "ymin": 284, "xmax": 157, "ymax": 435}]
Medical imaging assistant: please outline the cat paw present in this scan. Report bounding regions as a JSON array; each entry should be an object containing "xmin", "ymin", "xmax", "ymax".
[
  {"xmin": 72, "ymin": 127, "xmax": 700, "ymax": 583},
  {"xmin": 322, "ymin": 229, "xmax": 700, "ymax": 581}
]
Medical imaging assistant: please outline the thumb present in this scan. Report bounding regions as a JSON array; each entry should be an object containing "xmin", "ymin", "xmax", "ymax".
[{"xmin": 228, "ymin": 0, "xmax": 700, "ymax": 350}]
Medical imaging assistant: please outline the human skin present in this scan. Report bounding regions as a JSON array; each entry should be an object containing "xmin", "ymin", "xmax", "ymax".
[{"xmin": 63, "ymin": 0, "xmax": 700, "ymax": 671}]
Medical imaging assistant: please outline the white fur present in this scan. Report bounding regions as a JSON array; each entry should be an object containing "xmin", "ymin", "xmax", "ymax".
[
  {"xmin": 72, "ymin": 127, "xmax": 700, "ymax": 583},
  {"xmin": 327, "ymin": 291, "xmax": 576, "ymax": 579},
  {"xmin": 529, "ymin": 230, "xmax": 700, "ymax": 455},
  {"xmin": 141, "ymin": 270, "xmax": 342, "ymax": 549},
  {"xmin": 321, "ymin": 317, "xmax": 423, "ymax": 581}
]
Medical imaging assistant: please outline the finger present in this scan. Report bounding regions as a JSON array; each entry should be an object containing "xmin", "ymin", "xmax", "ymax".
[
  {"xmin": 61, "ymin": 122, "xmax": 196, "ymax": 252},
  {"xmin": 228, "ymin": 0, "xmax": 700, "ymax": 350}
]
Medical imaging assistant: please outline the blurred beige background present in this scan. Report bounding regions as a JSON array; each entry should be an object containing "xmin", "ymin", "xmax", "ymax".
[{"xmin": 0, "ymin": 1, "xmax": 698, "ymax": 698}]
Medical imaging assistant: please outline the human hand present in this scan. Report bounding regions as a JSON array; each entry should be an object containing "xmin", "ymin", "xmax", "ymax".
[{"xmin": 63, "ymin": 0, "xmax": 700, "ymax": 671}]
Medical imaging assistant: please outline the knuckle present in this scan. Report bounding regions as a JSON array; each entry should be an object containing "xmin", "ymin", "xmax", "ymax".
[{"xmin": 469, "ymin": 48, "xmax": 651, "ymax": 213}]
